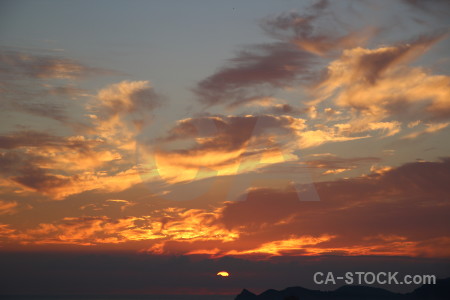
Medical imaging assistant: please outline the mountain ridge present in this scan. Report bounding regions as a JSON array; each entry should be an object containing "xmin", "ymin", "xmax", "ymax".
[{"xmin": 235, "ymin": 277, "xmax": 450, "ymax": 299}]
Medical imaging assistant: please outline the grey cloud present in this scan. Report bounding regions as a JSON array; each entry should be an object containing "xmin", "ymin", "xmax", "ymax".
[
  {"xmin": 0, "ymin": 50, "xmax": 114, "ymax": 80},
  {"xmin": 193, "ymin": 43, "xmax": 314, "ymax": 107},
  {"xmin": 0, "ymin": 130, "xmax": 98, "ymax": 150}
]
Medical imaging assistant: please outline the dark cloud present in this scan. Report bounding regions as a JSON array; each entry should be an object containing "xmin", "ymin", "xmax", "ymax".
[
  {"xmin": 0, "ymin": 131, "xmax": 61, "ymax": 150},
  {"xmin": 193, "ymin": 43, "xmax": 314, "ymax": 107},
  {"xmin": 218, "ymin": 158, "xmax": 450, "ymax": 255},
  {"xmin": 303, "ymin": 154, "xmax": 380, "ymax": 171},
  {"xmin": 10, "ymin": 101, "xmax": 69, "ymax": 122},
  {"xmin": 45, "ymin": 85, "xmax": 86, "ymax": 96},
  {"xmin": 220, "ymin": 188, "xmax": 301, "ymax": 231},
  {"xmin": 0, "ymin": 131, "xmax": 122, "ymax": 199},
  {"xmin": 11, "ymin": 167, "xmax": 73, "ymax": 193},
  {"xmin": 264, "ymin": 103, "xmax": 305, "ymax": 115},
  {"xmin": 0, "ymin": 150, "xmax": 42, "ymax": 173},
  {"xmin": 0, "ymin": 130, "xmax": 97, "ymax": 150},
  {"xmin": 0, "ymin": 149, "xmax": 75, "ymax": 198},
  {"xmin": 260, "ymin": 1, "xmax": 329, "ymax": 41},
  {"xmin": 160, "ymin": 115, "xmax": 286, "ymax": 151}
]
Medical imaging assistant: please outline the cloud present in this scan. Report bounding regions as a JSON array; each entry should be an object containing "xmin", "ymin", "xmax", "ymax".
[
  {"xmin": 9, "ymin": 216, "xmax": 153, "ymax": 246},
  {"xmin": 0, "ymin": 131, "xmax": 141, "ymax": 200},
  {"xmin": 191, "ymin": 2, "xmax": 449, "ymax": 145},
  {"xmin": 312, "ymin": 32, "xmax": 450, "ymax": 135},
  {"xmin": 0, "ymin": 131, "xmax": 117, "ymax": 171},
  {"xmin": 139, "ymin": 111, "xmax": 390, "ymax": 185},
  {"xmin": 0, "ymin": 130, "xmax": 89, "ymax": 150},
  {"xmin": 0, "ymin": 51, "xmax": 112, "ymax": 131},
  {"xmin": 94, "ymin": 80, "xmax": 160, "ymax": 121},
  {"xmin": 402, "ymin": 0, "xmax": 450, "ymax": 16},
  {"xmin": 2, "ymin": 206, "xmax": 239, "ymax": 247},
  {"xmin": 0, "ymin": 50, "xmax": 113, "ymax": 80},
  {"xmin": 89, "ymin": 80, "xmax": 162, "ymax": 149},
  {"xmin": 194, "ymin": 1, "xmax": 357, "ymax": 108},
  {"xmin": 401, "ymin": 122, "xmax": 449, "ymax": 139},
  {"xmin": 10, "ymin": 168, "xmax": 74, "ymax": 199},
  {"xmin": 2, "ymin": 85, "xmax": 88, "ymax": 124},
  {"xmin": 319, "ymin": 33, "xmax": 446, "ymax": 87},
  {"xmin": 331, "ymin": 120, "xmax": 402, "ymax": 138},
  {"xmin": 261, "ymin": 9, "xmax": 376, "ymax": 56},
  {"xmin": 8, "ymin": 165, "xmax": 142, "ymax": 201},
  {"xmin": 297, "ymin": 127, "xmax": 368, "ymax": 148},
  {"xmin": 2, "ymin": 158, "xmax": 449, "ymax": 257},
  {"xmin": 194, "ymin": 43, "xmax": 314, "ymax": 107},
  {"xmin": 139, "ymin": 114, "xmax": 306, "ymax": 183},
  {"xmin": 304, "ymin": 153, "xmax": 380, "ymax": 174},
  {"xmin": 0, "ymin": 200, "xmax": 18, "ymax": 215},
  {"xmin": 222, "ymin": 235, "xmax": 335, "ymax": 257},
  {"xmin": 188, "ymin": 158, "xmax": 450, "ymax": 258},
  {"xmin": 1, "ymin": 1, "xmax": 449, "ymax": 269},
  {"xmin": 9, "ymin": 101, "xmax": 70, "ymax": 123},
  {"xmin": 0, "ymin": 50, "xmax": 118, "ymax": 130},
  {"xmin": 0, "ymin": 79, "xmax": 165, "ymax": 200},
  {"xmin": 0, "ymin": 79, "xmax": 167, "ymax": 200},
  {"xmin": 235, "ymin": 97, "xmax": 308, "ymax": 116}
]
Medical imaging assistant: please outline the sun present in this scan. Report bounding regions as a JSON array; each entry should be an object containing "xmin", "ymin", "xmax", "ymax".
[{"xmin": 217, "ymin": 271, "xmax": 230, "ymax": 277}]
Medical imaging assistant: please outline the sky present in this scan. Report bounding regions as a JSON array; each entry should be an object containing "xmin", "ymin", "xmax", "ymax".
[{"xmin": 1, "ymin": 0, "xmax": 450, "ymax": 296}]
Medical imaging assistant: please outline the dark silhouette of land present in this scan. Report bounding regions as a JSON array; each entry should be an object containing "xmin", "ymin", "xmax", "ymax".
[{"xmin": 235, "ymin": 277, "xmax": 450, "ymax": 300}]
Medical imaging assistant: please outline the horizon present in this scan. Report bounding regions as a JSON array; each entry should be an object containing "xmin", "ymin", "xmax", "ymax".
[{"xmin": 1, "ymin": 0, "xmax": 450, "ymax": 297}]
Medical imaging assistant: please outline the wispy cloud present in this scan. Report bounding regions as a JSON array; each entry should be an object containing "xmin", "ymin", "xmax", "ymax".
[
  {"xmin": 401, "ymin": 122, "xmax": 449, "ymax": 139},
  {"xmin": 194, "ymin": 43, "xmax": 314, "ymax": 107},
  {"xmin": 0, "ymin": 200, "xmax": 18, "ymax": 215},
  {"xmin": 0, "ymin": 50, "xmax": 113, "ymax": 80},
  {"xmin": 261, "ymin": 7, "xmax": 376, "ymax": 56}
]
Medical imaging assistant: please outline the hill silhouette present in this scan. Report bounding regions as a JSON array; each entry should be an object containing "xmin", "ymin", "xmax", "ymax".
[{"xmin": 235, "ymin": 277, "xmax": 450, "ymax": 300}]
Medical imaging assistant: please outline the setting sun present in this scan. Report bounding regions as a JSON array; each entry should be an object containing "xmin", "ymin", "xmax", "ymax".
[{"xmin": 217, "ymin": 271, "xmax": 230, "ymax": 277}]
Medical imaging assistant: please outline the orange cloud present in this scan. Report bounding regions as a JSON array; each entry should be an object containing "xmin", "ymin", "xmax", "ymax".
[
  {"xmin": 0, "ymin": 200, "xmax": 18, "ymax": 215},
  {"xmin": 297, "ymin": 128, "xmax": 368, "ymax": 148},
  {"xmin": 88, "ymin": 80, "xmax": 161, "ymax": 150},
  {"xmin": 139, "ymin": 114, "xmax": 305, "ymax": 184},
  {"xmin": 2, "ymin": 157, "xmax": 449, "ymax": 260},
  {"xmin": 223, "ymin": 235, "xmax": 335, "ymax": 257},
  {"xmin": 314, "ymin": 33, "xmax": 450, "ymax": 128},
  {"xmin": 1, "ymin": 206, "xmax": 239, "ymax": 247},
  {"xmin": 3, "ymin": 160, "xmax": 142, "ymax": 200},
  {"xmin": 401, "ymin": 122, "xmax": 449, "ymax": 139}
]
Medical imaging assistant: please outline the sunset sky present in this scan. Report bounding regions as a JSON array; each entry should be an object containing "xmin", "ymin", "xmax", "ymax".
[{"xmin": 1, "ymin": 0, "xmax": 450, "ymax": 296}]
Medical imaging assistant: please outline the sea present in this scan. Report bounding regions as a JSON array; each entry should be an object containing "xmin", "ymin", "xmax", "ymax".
[{"xmin": 0, "ymin": 296, "xmax": 235, "ymax": 300}]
